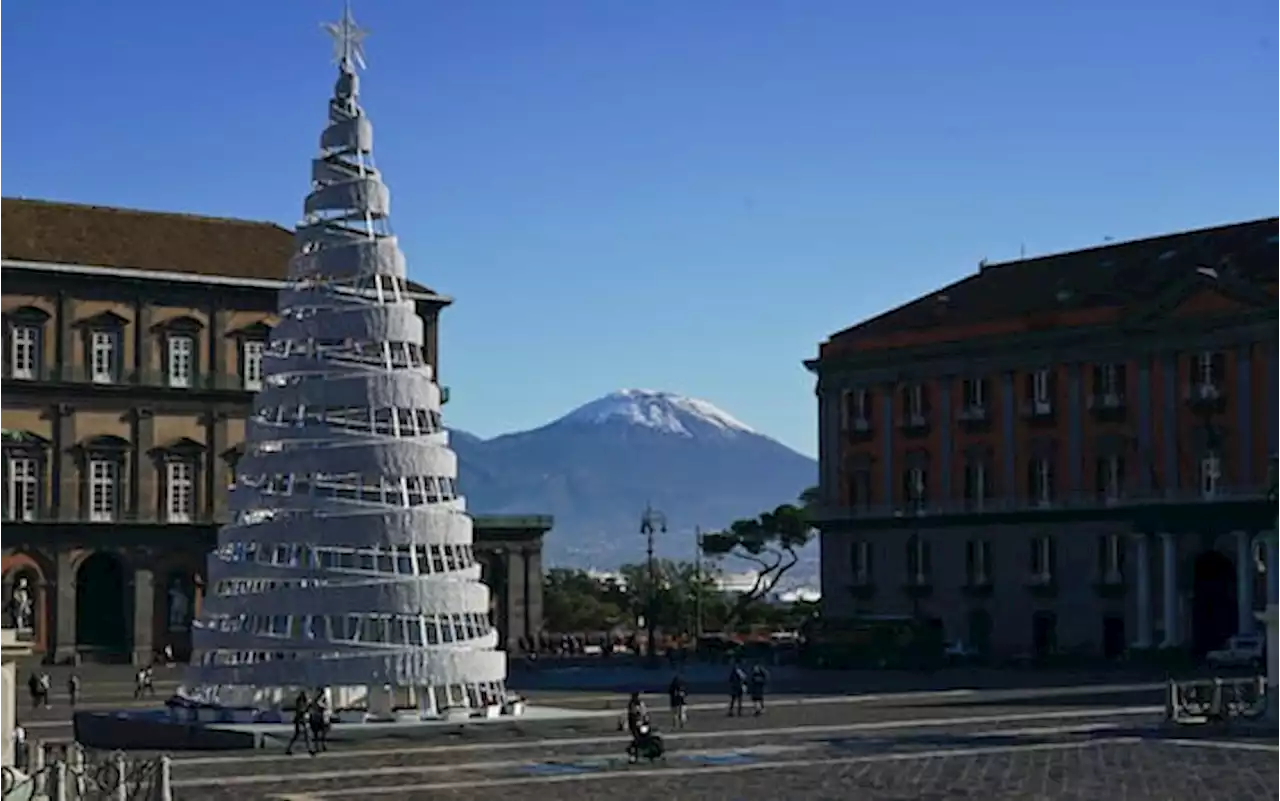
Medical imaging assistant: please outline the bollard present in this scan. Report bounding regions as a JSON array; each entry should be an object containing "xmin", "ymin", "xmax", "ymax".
[
  {"xmin": 1164, "ymin": 679, "xmax": 1177, "ymax": 722},
  {"xmin": 31, "ymin": 739, "xmax": 47, "ymax": 797},
  {"xmin": 1211, "ymin": 678, "xmax": 1224, "ymax": 721},
  {"xmin": 52, "ymin": 758, "xmax": 68, "ymax": 801},
  {"xmin": 156, "ymin": 755, "xmax": 173, "ymax": 801},
  {"xmin": 114, "ymin": 752, "xmax": 128, "ymax": 801}
]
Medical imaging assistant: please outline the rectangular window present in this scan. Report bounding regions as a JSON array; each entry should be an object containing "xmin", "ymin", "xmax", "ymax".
[
  {"xmin": 1097, "ymin": 455, "xmax": 1124, "ymax": 502},
  {"xmin": 1097, "ymin": 534, "xmax": 1124, "ymax": 583},
  {"xmin": 851, "ymin": 541, "xmax": 872, "ymax": 585},
  {"xmin": 1032, "ymin": 369, "xmax": 1051, "ymax": 405},
  {"xmin": 1199, "ymin": 454, "xmax": 1221, "ymax": 498},
  {"xmin": 10, "ymin": 327, "xmax": 37, "ymax": 380},
  {"xmin": 906, "ymin": 536, "xmax": 932, "ymax": 583},
  {"xmin": 847, "ymin": 469, "xmax": 872, "ymax": 510},
  {"xmin": 243, "ymin": 341, "xmax": 265, "ymax": 391},
  {"xmin": 904, "ymin": 466, "xmax": 927, "ymax": 511},
  {"xmin": 962, "ymin": 378, "xmax": 986, "ymax": 410},
  {"xmin": 905, "ymin": 384, "xmax": 925, "ymax": 420},
  {"xmin": 167, "ymin": 335, "xmax": 194, "ymax": 388},
  {"xmin": 1029, "ymin": 536, "xmax": 1054, "ymax": 580},
  {"xmin": 965, "ymin": 539, "xmax": 992, "ymax": 585},
  {"xmin": 90, "ymin": 331, "xmax": 117, "ymax": 384},
  {"xmin": 166, "ymin": 461, "xmax": 194, "ymax": 523},
  {"xmin": 963, "ymin": 462, "xmax": 989, "ymax": 509},
  {"xmin": 6, "ymin": 456, "xmax": 39, "ymax": 521},
  {"xmin": 89, "ymin": 459, "xmax": 117, "ymax": 522},
  {"xmin": 1030, "ymin": 458, "xmax": 1054, "ymax": 506}
]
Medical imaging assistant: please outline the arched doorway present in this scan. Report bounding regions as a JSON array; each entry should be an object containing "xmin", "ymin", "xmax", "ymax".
[
  {"xmin": 1191, "ymin": 550, "xmax": 1236, "ymax": 656},
  {"xmin": 76, "ymin": 552, "xmax": 129, "ymax": 657}
]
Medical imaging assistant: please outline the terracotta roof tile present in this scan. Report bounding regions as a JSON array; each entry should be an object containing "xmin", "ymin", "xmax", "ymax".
[
  {"xmin": 0, "ymin": 197, "xmax": 436, "ymax": 295},
  {"xmin": 829, "ymin": 216, "xmax": 1279, "ymax": 345}
]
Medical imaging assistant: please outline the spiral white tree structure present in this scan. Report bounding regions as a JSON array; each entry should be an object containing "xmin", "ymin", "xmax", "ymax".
[{"xmin": 179, "ymin": 8, "xmax": 507, "ymax": 717}]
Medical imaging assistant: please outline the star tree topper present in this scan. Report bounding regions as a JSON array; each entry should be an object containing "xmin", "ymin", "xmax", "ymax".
[{"xmin": 325, "ymin": 3, "xmax": 368, "ymax": 70}]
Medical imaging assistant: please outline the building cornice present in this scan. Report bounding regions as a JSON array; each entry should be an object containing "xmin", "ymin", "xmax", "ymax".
[{"xmin": 1, "ymin": 258, "xmax": 454, "ymax": 306}]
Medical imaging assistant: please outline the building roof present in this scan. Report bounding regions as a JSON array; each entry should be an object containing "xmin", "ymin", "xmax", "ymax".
[
  {"xmin": 825, "ymin": 216, "xmax": 1278, "ymax": 348},
  {"xmin": 0, "ymin": 197, "xmax": 437, "ymax": 295}
]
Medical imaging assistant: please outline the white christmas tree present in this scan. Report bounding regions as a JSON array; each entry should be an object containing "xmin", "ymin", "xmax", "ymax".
[{"xmin": 179, "ymin": 7, "xmax": 507, "ymax": 718}]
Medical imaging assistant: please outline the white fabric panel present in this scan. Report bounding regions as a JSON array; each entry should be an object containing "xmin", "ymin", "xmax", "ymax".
[
  {"xmin": 246, "ymin": 420, "xmax": 447, "ymax": 446},
  {"xmin": 193, "ymin": 626, "xmax": 499, "ymax": 655},
  {"xmin": 227, "ymin": 487, "xmax": 462, "ymax": 517},
  {"xmin": 182, "ymin": 648, "xmax": 507, "ymax": 693},
  {"xmin": 256, "ymin": 371, "xmax": 439, "ymax": 411},
  {"xmin": 311, "ymin": 158, "xmax": 379, "ymax": 186},
  {"xmin": 261, "ymin": 355, "xmax": 434, "ymax": 382},
  {"xmin": 203, "ymin": 578, "xmax": 490, "ymax": 618},
  {"xmin": 320, "ymin": 116, "xmax": 373, "ymax": 152},
  {"xmin": 273, "ymin": 304, "xmax": 423, "ymax": 345},
  {"xmin": 237, "ymin": 438, "xmax": 456, "ymax": 478},
  {"xmin": 289, "ymin": 237, "xmax": 406, "ymax": 280},
  {"xmin": 304, "ymin": 177, "xmax": 390, "ymax": 217},
  {"xmin": 203, "ymin": 557, "xmax": 481, "ymax": 585},
  {"xmin": 219, "ymin": 507, "xmax": 473, "ymax": 548}
]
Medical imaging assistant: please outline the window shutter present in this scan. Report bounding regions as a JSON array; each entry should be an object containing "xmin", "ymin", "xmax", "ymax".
[
  {"xmin": 1094, "ymin": 457, "xmax": 1106, "ymax": 495},
  {"xmin": 1025, "ymin": 460, "xmax": 1036, "ymax": 499},
  {"xmin": 1096, "ymin": 535, "xmax": 1107, "ymax": 577},
  {"xmin": 921, "ymin": 385, "xmax": 932, "ymax": 415},
  {"xmin": 1028, "ymin": 539, "xmax": 1039, "ymax": 573},
  {"xmin": 965, "ymin": 541, "xmax": 976, "ymax": 576},
  {"xmin": 1091, "ymin": 365, "xmax": 1103, "ymax": 394},
  {"xmin": 1024, "ymin": 372, "xmax": 1035, "ymax": 402},
  {"xmin": 963, "ymin": 464, "xmax": 974, "ymax": 500}
]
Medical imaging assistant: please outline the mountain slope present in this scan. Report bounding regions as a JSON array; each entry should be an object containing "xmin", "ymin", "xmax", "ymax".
[{"xmin": 452, "ymin": 390, "xmax": 817, "ymax": 575}]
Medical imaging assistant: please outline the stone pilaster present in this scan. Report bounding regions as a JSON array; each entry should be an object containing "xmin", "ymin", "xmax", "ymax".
[
  {"xmin": 210, "ymin": 412, "xmax": 229, "ymax": 522},
  {"xmin": 53, "ymin": 405, "xmax": 76, "ymax": 521},
  {"xmin": 523, "ymin": 546, "xmax": 543, "ymax": 640},
  {"xmin": 135, "ymin": 409, "xmax": 156, "ymax": 521},
  {"xmin": 134, "ymin": 300, "xmax": 153, "ymax": 381},
  {"xmin": 131, "ymin": 566, "xmax": 155, "ymax": 667},
  {"xmin": 504, "ymin": 548, "xmax": 526, "ymax": 651},
  {"xmin": 52, "ymin": 550, "xmax": 77, "ymax": 664},
  {"xmin": 55, "ymin": 292, "xmax": 73, "ymax": 380}
]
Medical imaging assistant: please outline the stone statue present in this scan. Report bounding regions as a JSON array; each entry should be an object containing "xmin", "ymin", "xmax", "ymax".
[
  {"xmin": 9, "ymin": 577, "xmax": 33, "ymax": 632},
  {"xmin": 168, "ymin": 579, "xmax": 191, "ymax": 632}
]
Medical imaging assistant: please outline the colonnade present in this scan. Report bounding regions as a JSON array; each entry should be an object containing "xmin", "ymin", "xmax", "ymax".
[{"xmin": 1129, "ymin": 530, "xmax": 1274, "ymax": 650}]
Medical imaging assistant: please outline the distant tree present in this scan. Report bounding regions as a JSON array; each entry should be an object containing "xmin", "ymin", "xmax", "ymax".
[
  {"xmin": 543, "ymin": 568, "xmax": 624, "ymax": 632},
  {"xmin": 700, "ymin": 500, "xmax": 814, "ymax": 628},
  {"xmin": 798, "ymin": 485, "xmax": 820, "ymax": 510}
]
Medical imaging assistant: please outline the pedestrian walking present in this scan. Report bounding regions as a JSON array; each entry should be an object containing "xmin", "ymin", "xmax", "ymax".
[
  {"xmin": 308, "ymin": 690, "xmax": 331, "ymax": 753},
  {"xmin": 38, "ymin": 673, "xmax": 51, "ymax": 709},
  {"xmin": 727, "ymin": 662, "xmax": 746, "ymax": 717},
  {"xmin": 285, "ymin": 691, "xmax": 312, "ymax": 756},
  {"xmin": 67, "ymin": 674, "xmax": 81, "ymax": 707},
  {"xmin": 133, "ymin": 667, "xmax": 148, "ymax": 699},
  {"xmin": 27, "ymin": 672, "xmax": 41, "ymax": 710},
  {"xmin": 142, "ymin": 666, "xmax": 156, "ymax": 697},
  {"xmin": 11, "ymin": 722, "xmax": 26, "ymax": 770},
  {"xmin": 668, "ymin": 673, "xmax": 688, "ymax": 729}
]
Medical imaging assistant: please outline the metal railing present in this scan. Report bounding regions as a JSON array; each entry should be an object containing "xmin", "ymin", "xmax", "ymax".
[
  {"xmin": 3, "ymin": 742, "xmax": 171, "ymax": 801},
  {"xmin": 1165, "ymin": 676, "xmax": 1269, "ymax": 725},
  {"xmin": 7, "ymin": 365, "xmax": 252, "ymax": 393},
  {"xmin": 814, "ymin": 483, "xmax": 1274, "ymax": 523}
]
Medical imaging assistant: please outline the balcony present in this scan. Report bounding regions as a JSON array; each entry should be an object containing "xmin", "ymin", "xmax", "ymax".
[
  {"xmin": 961, "ymin": 574, "xmax": 994, "ymax": 598},
  {"xmin": 810, "ymin": 482, "xmax": 1276, "ymax": 531},
  {"xmin": 5, "ymin": 365, "xmax": 256, "ymax": 395},
  {"xmin": 1024, "ymin": 572, "xmax": 1057, "ymax": 598},
  {"xmin": 900, "ymin": 413, "xmax": 930, "ymax": 438},
  {"xmin": 1087, "ymin": 392, "xmax": 1127, "ymax": 423},
  {"xmin": 1019, "ymin": 400, "xmax": 1056, "ymax": 425},
  {"xmin": 1092, "ymin": 569, "xmax": 1126, "ymax": 599},
  {"xmin": 903, "ymin": 573, "xmax": 933, "ymax": 598},
  {"xmin": 1184, "ymin": 382, "xmax": 1226, "ymax": 414},
  {"xmin": 844, "ymin": 417, "xmax": 874, "ymax": 442},
  {"xmin": 957, "ymin": 405, "xmax": 992, "ymax": 432}
]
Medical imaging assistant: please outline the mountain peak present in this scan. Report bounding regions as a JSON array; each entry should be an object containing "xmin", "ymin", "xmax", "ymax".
[{"xmin": 556, "ymin": 389, "xmax": 757, "ymax": 438}]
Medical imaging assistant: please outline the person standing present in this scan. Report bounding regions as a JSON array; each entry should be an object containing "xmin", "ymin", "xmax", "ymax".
[
  {"xmin": 67, "ymin": 674, "xmax": 81, "ymax": 707},
  {"xmin": 27, "ymin": 672, "xmax": 41, "ymax": 710},
  {"xmin": 308, "ymin": 690, "xmax": 330, "ymax": 754},
  {"xmin": 667, "ymin": 674, "xmax": 688, "ymax": 729},
  {"xmin": 748, "ymin": 663, "xmax": 769, "ymax": 716},
  {"xmin": 285, "ymin": 691, "xmax": 312, "ymax": 756},
  {"xmin": 727, "ymin": 662, "xmax": 746, "ymax": 717},
  {"xmin": 37, "ymin": 673, "xmax": 51, "ymax": 709}
]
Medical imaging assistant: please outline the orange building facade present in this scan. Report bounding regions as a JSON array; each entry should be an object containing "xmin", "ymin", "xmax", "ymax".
[{"xmin": 807, "ymin": 217, "xmax": 1278, "ymax": 659}]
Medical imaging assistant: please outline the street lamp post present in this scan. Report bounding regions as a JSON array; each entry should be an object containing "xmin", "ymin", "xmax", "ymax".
[
  {"xmin": 640, "ymin": 504, "xmax": 667, "ymax": 667},
  {"xmin": 694, "ymin": 526, "xmax": 705, "ymax": 641}
]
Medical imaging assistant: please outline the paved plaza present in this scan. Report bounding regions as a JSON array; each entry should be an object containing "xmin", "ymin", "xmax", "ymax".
[{"xmin": 12, "ymin": 666, "xmax": 1277, "ymax": 800}]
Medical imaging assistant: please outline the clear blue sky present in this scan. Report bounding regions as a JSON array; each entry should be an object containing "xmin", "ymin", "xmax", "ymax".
[{"xmin": 4, "ymin": 1, "xmax": 1276, "ymax": 457}]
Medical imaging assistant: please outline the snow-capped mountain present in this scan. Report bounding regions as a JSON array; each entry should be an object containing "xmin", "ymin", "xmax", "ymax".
[
  {"xmin": 451, "ymin": 390, "xmax": 818, "ymax": 576},
  {"xmin": 556, "ymin": 389, "xmax": 757, "ymax": 438}
]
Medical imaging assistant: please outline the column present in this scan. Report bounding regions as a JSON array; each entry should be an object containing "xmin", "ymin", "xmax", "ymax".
[
  {"xmin": 523, "ymin": 546, "xmax": 544, "ymax": 640},
  {"xmin": 1269, "ymin": 529, "xmax": 1280, "ymax": 603},
  {"xmin": 54, "ymin": 406, "xmax": 76, "ymax": 521},
  {"xmin": 52, "ymin": 551, "xmax": 77, "ymax": 664},
  {"xmin": 1160, "ymin": 533, "xmax": 1179, "ymax": 648},
  {"xmin": 1235, "ymin": 531, "xmax": 1255, "ymax": 636},
  {"xmin": 1132, "ymin": 534, "xmax": 1152, "ymax": 648},
  {"xmin": 504, "ymin": 549, "xmax": 526, "ymax": 651},
  {"xmin": 210, "ymin": 413, "xmax": 230, "ymax": 522},
  {"xmin": 131, "ymin": 567, "xmax": 155, "ymax": 667}
]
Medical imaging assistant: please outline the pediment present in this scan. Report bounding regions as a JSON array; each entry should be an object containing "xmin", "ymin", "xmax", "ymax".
[
  {"xmin": 1125, "ymin": 266, "xmax": 1271, "ymax": 327},
  {"xmin": 78, "ymin": 310, "xmax": 130, "ymax": 329}
]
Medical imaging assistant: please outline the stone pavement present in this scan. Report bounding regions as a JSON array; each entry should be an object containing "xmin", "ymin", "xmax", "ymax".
[{"xmin": 14, "ymin": 666, "xmax": 1276, "ymax": 800}]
